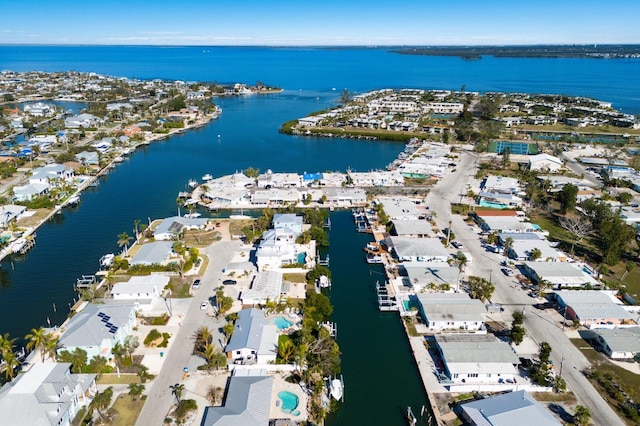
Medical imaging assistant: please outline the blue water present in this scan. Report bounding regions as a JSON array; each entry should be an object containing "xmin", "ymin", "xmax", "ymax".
[
  {"xmin": 2, "ymin": 46, "xmax": 640, "ymax": 114},
  {"xmin": 272, "ymin": 316, "xmax": 293, "ymax": 330},
  {"xmin": 0, "ymin": 45, "xmax": 639, "ymax": 424},
  {"xmin": 278, "ymin": 390, "xmax": 299, "ymax": 412}
]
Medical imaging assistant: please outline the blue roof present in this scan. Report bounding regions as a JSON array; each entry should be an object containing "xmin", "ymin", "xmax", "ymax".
[{"xmin": 303, "ymin": 172, "xmax": 323, "ymax": 181}]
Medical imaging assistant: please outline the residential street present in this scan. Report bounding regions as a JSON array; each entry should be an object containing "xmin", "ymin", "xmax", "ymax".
[
  {"xmin": 425, "ymin": 150, "xmax": 624, "ymax": 426},
  {"xmin": 136, "ymin": 239, "xmax": 242, "ymax": 426}
]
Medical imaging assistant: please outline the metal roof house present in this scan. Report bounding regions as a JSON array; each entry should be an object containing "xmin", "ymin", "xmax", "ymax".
[
  {"xmin": 590, "ymin": 327, "xmax": 640, "ymax": 360},
  {"xmin": 384, "ymin": 236, "xmax": 449, "ymax": 262},
  {"xmin": 225, "ymin": 308, "xmax": 278, "ymax": 366},
  {"xmin": 434, "ymin": 334, "xmax": 520, "ymax": 388},
  {"xmin": 416, "ymin": 293, "xmax": 486, "ymax": 332},
  {"xmin": 153, "ymin": 216, "xmax": 210, "ymax": 241},
  {"xmin": 0, "ymin": 363, "xmax": 97, "ymax": 426},
  {"xmin": 391, "ymin": 219, "xmax": 434, "ymax": 238},
  {"xmin": 130, "ymin": 241, "xmax": 174, "ymax": 266},
  {"xmin": 110, "ymin": 275, "xmax": 168, "ymax": 311},
  {"xmin": 58, "ymin": 303, "xmax": 136, "ymax": 362},
  {"xmin": 201, "ymin": 374, "xmax": 273, "ymax": 426},
  {"xmin": 552, "ymin": 290, "xmax": 635, "ymax": 329},
  {"xmin": 523, "ymin": 262, "xmax": 599, "ymax": 289},
  {"xmin": 241, "ymin": 271, "xmax": 284, "ymax": 306},
  {"xmin": 459, "ymin": 390, "xmax": 560, "ymax": 426},
  {"xmin": 399, "ymin": 262, "xmax": 459, "ymax": 290}
]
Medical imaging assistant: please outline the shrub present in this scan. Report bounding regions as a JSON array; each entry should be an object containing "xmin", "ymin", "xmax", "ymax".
[{"xmin": 143, "ymin": 329, "xmax": 162, "ymax": 346}]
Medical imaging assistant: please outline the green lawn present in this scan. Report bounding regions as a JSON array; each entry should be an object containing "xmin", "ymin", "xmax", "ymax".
[
  {"xmin": 283, "ymin": 273, "xmax": 307, "ymax": 283},
  {"xmin": 111, "ymin": 394, "xmax": 146, "ymax": 426},
  {"xmin": 97, "ymin": 374, "xmax": 141, "ymax": 385}
]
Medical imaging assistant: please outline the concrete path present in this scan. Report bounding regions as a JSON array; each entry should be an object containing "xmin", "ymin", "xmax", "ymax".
[{"xmin": 135, "ymin": 239, "xmax": 242, "ymax": 425}]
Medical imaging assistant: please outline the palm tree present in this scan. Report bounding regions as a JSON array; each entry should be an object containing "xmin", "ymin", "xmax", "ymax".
[
  {"xmin": 0, "ymin": 332, "xmax": 17, "ymax": 360},
  {"xmin": 573, "ymin": 405, "xmax": 591, "ymax": 426},
  {"xmin": 93, "ymin": 387, "xmax": 113, "ymax": 421},
  {"xmin": 170, "ymin": 383, "xmax": 185, "ymax": 404},
  {"xmin": 454, "ymin": 252, "xmax": 468, "ymax": 292},
  {"xmin": 194, "ymin": 326, "xmax": 212, "ymax": 352},
  {"xmin": 503, "ymin": 237, "xmax": 514, "ymax": 261},
  {"xmin": 117, "ymin": 232, "xmax": 132, "ymax": 256},
  {"xmin": 0, "ymin": 350, "xmax": 20, "ymax": 380},
  {"xmin": 176, "ymin": 197, "xmax": 183, "ymax": 217},
  {"xmin": 43, "ymin": 335, "xmax": 61, "ymax": 361},
  {"xmin": 111, "ymin": 342, "xmax": 127, "ymax": 369},
  {"xmin": 277, "ymin": 339, "xmax": 296, "ymax": 363},
  {"xmin": 25, "ymin": 327, "xmax": 48, "ymax": 362},
  {"xmin": 133, "ymin": 219, "xmax": 141, "ymax": 240},
  {"xmin": 529, "ymin": 248, "xmax": 542, "ymax": 261},
  {"xmin": 222, "ymin": 323, "xmax": 235, "ymax": 342}
]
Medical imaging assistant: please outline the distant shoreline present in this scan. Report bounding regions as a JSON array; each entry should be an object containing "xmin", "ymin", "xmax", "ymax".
[{"xmin": 392, "ymin": 44, "xmax": 640, "ymax": 59}]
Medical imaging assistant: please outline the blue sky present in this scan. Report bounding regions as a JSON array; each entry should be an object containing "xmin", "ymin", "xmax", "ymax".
[{"xmin": 2, "ymin": 0, "xmax": 639, "ymax": 46}]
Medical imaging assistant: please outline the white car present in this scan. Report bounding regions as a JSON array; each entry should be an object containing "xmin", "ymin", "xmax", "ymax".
[
  {"xmin": 452, "ymin": 241, "xmax": 463, "ymax": 249},
  {"xmin": 200, "ymin": 301, "xmax": 209, "ymax": 310}
]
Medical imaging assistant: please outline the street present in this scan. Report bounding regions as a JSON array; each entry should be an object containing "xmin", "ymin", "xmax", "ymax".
[
  {"xmin": 135, "ymin": 239, "xmax": 242, "ymax": 426},
  {"xmin": 425, "ymin": 150, "xmax": 624, "ymax": 426}
]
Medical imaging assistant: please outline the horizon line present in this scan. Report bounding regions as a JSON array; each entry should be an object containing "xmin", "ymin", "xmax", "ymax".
[{"xmin": 2, "ymin": 43, "xmax": 640, "ymax": 48}]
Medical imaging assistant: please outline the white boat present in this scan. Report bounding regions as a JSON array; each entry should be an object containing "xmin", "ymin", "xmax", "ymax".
[
  {"xmin": 202, "ymin": 173, "xmax": 213, "ymax": 181},
  {"xmin": 99, "ymin": 253, "xmax": 115, "ymax": 269},
  {"xmin": 184, "ymin": 212, "xmax": 201, "ymax": 218},
  {"xmin": 330, "ymin": 376, "xmax": 344, "ymax": 401},
  {"xmin": 188, "ymin": 179, "xmax": 198, "ymax": 188},
  {"xmin": 113, "ymin": 156, "xmax": 124, "ymax": 163},
  {"xmin": 66, "ymin": 195, "xmax": 80, "ymax": 206},
  {"xmin": 229, "ymin": 214, "xmax": 251, "ymax": 220}
]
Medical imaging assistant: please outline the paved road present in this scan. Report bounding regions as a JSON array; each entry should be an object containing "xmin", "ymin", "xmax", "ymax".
[
  {"xmin": 425, "ymin": 150, "xmax": 624, "ymax": 426},
  {"xmin": 136, "ymin": 239, "xmax": 242, "ymax": 426}
]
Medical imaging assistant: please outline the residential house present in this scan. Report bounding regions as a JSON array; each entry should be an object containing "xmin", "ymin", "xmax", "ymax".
[
  {"xmin": 590, "ymin": 327, "xmax": 640, "ymax": 360},
  {"xmin": 383, "ymin": 236, "xmax": 449, "ymax": 262},
  {"xmin": 110, "ymin": 275, "xmax": 168, "ymax": 310},
  {"xmin": 391, "ymin": 220, "xmax": 433, "ymax": 238},
  {"xmin": 0, "ymin": 363, "xmax": 97, "ymax": 426},
  {"xmin": 552, "ymin": 290, "xmax": 635, "ymax": 329},
  {"xmin": 528, "ymin": 154, "xmax": 563, "ymax": 172},
  {"xmin": 459, "ymin": 390, "xmax": 561, "ymax": 426},
  {"xmin": 225, "ymin": 308, "xmax": 278, "ymax": 365},
  {"xmin": 153, "ymin": 216, "xmax": 209, "ymax": 241},
  {"xmin": 75, "ymin": 151, "xmax": 100, "ymax": 166},
  {"xmin": 29, "ymin": 163, "xmax": 74, "ymax": 185},
  {"xmin": 508, "ymin": 239, "xmax": 567, "ymax": 262},
  {"xmin": 241, "ymin": 271, "xmax": 284, "ymax": 305},
  {"xmin": 434, "ymin": 334, "xmax": 520, "ymax": 387},
  {"xmin": 256, "ymin": 170, "xmax": 301, "ymax": 189},
  {"xmin": 416, "ymin": 293, "xmax": 486, "ymax": 332},
  {"xmin": 0, "ymin": 204, "xmax": 26, "ymax": 228},
  {"xmin": 64, "ymin": 113, "xmax": 103, "ymax": 129},
  {"xmin": 272, "ymin": 214, "xmax": 303, "ymax": 237},
  {"xmin": 12, "ymin": 182, "xmax": 50, "ymax": 201},
  {"xmin": 201, "ymin": 374, "xmax": 273, "ymax": 426},
  {"xmin": 523, "ymin": 262, "xmax": 599, "ymax": 289},
  {"xmin": 130, "ymin": 241, "xmax": 174, "ymax": 266},
  {"xmin": 58, "ymin": 303, "xmax": 136, "ymax": 361},
  {"xmin": 377, "ymin": 197, "xmax": 427, "ymax": 221},
  {"xmin": 322, "ymin": 187, "xmax": 366, "ymax": 205}
]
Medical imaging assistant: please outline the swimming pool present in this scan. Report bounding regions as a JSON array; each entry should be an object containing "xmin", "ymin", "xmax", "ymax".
[
  {"xmin": 278, "ymin": 390, "xmax": 299, "ymax": 413},
  {"xmin": 272, "ymin": 316, "xmax": 294, "ymax": 330}
]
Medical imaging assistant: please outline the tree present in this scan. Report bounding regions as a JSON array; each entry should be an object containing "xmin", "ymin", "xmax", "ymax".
[
  {"xmin": 93, "ymin": 386, "xmax": 113, "ymax": 421},
  {"xmin": 617, "ymin": 192, "xmax": 633, "ymax": 204},
  {"xmin": 128, "ymin": 383, "xmax": 145, "ymax": 400},
  {"xmin": 553, "ymin": 375, "xmax": 567, "ymax": 393},
  {"xmin": 43, "ymin": 335, "xmax": 60, "ymax": 361},
  {"xmin": 538, "ymin": 341, "xmax": 552, "ymax": 364},
  {"xmin": 88, "ymin": 355, "xmax": 108, "ymax": 374},
  {"xmin": 573, "ymin": 405, "xmax": 592, "ymax": 426},
  {"xmin": 560, "ymin": 216, "xmax": 593, "ymax": 254},
  {"xmin": 599, "ymin": 215, "xmax": 635, "ymax": 265},
  {"xmin": 502, "ymin": 237, "xmax": 514, "ymax": 261},
  {"xmin": 557, "ymin": 183, "xmax": 579, "ymax": 214},
  {"xmin": 123, "ymin": 335, "xmax": 139, "ymax": 363},
  {"xmin": 339, "ymin": 88, "xmax": 352, "ymax": 106},
  {"xmin": 529, "ymin": 248, "xmax": 542, "ymax": 261},
  {"xmin": 454, "ymin": 108, "xmax": 475, "ymax": 142},
  {"xmin": 277, "ymin": 339, "xmax": 296, "ymax": 363},
  {"xmin": 477, "ymin": 95, "xmax": 499, "ymax": 120},
  {"xmin": 25, "ymin": 327, "xmax": 48, "ymax": 362},
  {"xmin": 0, "ymin": 350, "xmax": 20, "ymax": 380},
  {"xmin": 502, "ymin": 147, "xmax": 511, "ymax": 169},
  {"xmin": 467, "ymin": 276, "xmax": 495, "ymax": 302},
  {"xmin": 206, "ymin": 386, "xmax": 223, "ymax": 405},
  {"xmin": 453, "ymin": 252, "xmax": 467, "ymax": 292},
  {"xmin": 621, "ymin": 262, "xmax": 636, "ymax": 283},
  {"xmin": 510, "ymin": 311, "xmax": 526, "ymax": 345},
  {"xmin": 117, "ymin": 231, "xmax": 132, "ymax": 256},
  {"xmin": 0, "ymin": 332, "xmax": 16, "ymax": 359},
  {"xmin": 133, "ymin": 219, "xmax": 141, "ymax": 240},
  {"xmin": 58, "ymin": 348, "xmax": 87, "ymax": 373},
  {"xmin": 170, "ymin": 383, "xmax": 185, "ymax": 404}
]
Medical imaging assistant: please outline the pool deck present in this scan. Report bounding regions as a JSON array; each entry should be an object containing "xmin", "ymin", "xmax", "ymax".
[{"xmin": 269, "ymin": 374, "xmax": 308, "ymax": 423}]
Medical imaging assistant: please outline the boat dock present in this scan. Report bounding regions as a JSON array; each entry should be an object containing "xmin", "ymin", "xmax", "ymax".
[
  {"xmin": 75, "ymin": 274, "xmax": 97, "ymax": 289},
  {"xmin": 376, "ymin": 280, "xmax": 399, "ymax": 311}
]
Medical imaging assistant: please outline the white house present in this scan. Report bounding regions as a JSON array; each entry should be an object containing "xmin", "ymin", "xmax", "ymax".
[
  {"xmin": 416, "ymin": 293, "xmax": 486, "ymax": 332},
  {"xmin": 591, "ymin": 327, "xmax": 640, "ymax": 360},
  {"xmin": 0, "ymin": 363, "xmax": 97, "ymax": 426},
  {"xmin": 241, "ymin": 271, "xmax": 284, "ymax": 305},
  {"xmin": 29, "ymin": 163, "xmax": 74, "ymax": 185},
  {"xmin": 460, "ymin": 390, "xmax": 561, "ymax": 426},
  {"xmin": 0, "ymin": 204, "xmax": 26, "ymax": 228},
  {"xmin": 13, "ymin": 182, "xmax": 50, "ymax": 201},
  {"xmin": 272, "ymin": 213, "xmax": 303, "ymax": 236},
  {"xmin": 58, "ymin": 304, "xmax": 137, "ymax": 362},
  {"xmin": 130, "ymin": 241, "xmax": 175, "ymax": 266},
  {"xmin": 383, "ymin": 236, "xmax": 449, "ymax": 262},
  {"xmin": 65, "ymin": 113, "xmax": 103, "ymax": 129},
  {"xmin": 225, "ymin": 308, "xmax": 278, "ymax": 365},
  {"xmin": 110, "ymin": 275, "xmax": 167, "ymax": 310},
  {"xmin": 528, "ymin": 154, "xmax": 563, "ymax": 172},
  {"xmin": 434, "ymin": 334, "xmax": 520, "ymax": 387}
]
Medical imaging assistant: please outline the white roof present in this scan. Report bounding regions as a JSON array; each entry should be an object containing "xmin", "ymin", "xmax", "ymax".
[
  {"xmin": 524, "ymin": 262, "xmax": 599, "ymax": 286},
  {"xmin": 241, "ymin": 271, "xmax": 283, "ymax": 304},
  {"xmin": 416, "ymin": 292, "xmax": 487, "ymax": 322},
  {"xmin": 481, "ymin": 217, "xmax": 534, "ymax": 232},
  {"xmin": 483, "ymin": 175, "xmax": 520, "ymax": 192},
  {"xmin": 555, "ymin": 290, "xmax": 634, "ymax": 321},
  {"xmin": 435, "ymin": 334, "xmax": 519, "ymax": 369},
  {"xmin": 384, "ymin": 236, "xmax": 449, "ymax": 260},
  {"xmin": 392, "ymin": 219, "xmax": 433, "ymax": 236},
  {"xmin": 529, "ymin": 153, "xmax": 562, "ymax": 165}
]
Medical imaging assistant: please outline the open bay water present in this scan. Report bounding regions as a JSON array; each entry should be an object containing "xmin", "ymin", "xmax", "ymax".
[{"xmin": 1, "ymin": 46, "xmax": 639, "ymax": 423}]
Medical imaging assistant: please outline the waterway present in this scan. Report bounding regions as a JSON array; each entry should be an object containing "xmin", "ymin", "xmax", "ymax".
[{"xmin": 326, "ymin": 210, "xmax": 428, "ymax": 425}]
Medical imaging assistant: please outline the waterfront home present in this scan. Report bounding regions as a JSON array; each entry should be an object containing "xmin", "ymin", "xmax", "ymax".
[
  {"xmin": 23, "ymin": 102, "xmax": 54, "ymax": 117},
  {"xmin": 477, "ymin": 191, "xmax": 523, "ymax": 209},
  {"xmin": 110, "ymin": 275, "xmax": 168, "ymax": 311},
  {"xmin": 589, "ymin": 327, "xmax": 640, "ymax": 360},
  {"xmin": 508, "ymin": 239, "xmax": 567, "ymax": 262},
  {"xmin": 225, "ymin": 308, "xmax": 278, "ymax": 365},
  {"xmin": 319, "ymin": 172, "xmax": 347, "ymax": 187},
  {"xmin": 130, "ymin": 241, "xmax": 175, "ymax": 266},
  {"xmin": 201, "ymin": 374, "xmax": 273, "ymax": 426},
  {"xmin": 241, "ymin": 271, "xmax": 284, "ymax": 306},
  {"xmin": 0, "ymin": 204, "xmax": 26, "ymax": 228},
  {"xmin": 257, "ymin": 170, "xmax": 302, "ymax": 189},
  {"xmin": 416, "ymin": 293, "xmax": 486, "ymax": 332},
  {"xmin": 12, "ymin": 182, "xmax": 50, "ymax": 201},
  {"xmin": 58, "ymin": 303, "xmax": 136, "ymax": 362},
  {"xmin": 551, "ymin": 290, "xmax": 636, "ymax": 329},
  {"xmin": 273, "ymin": 214, "xmax": 303, "ymax": 236},
  {"xmin": 255, "ymin": 230, "xmax": 298, "ymax": 270},
  {"xmin": 153, "ymin": 216, "xmax": 210, "ymax": 240},
  {"xmin": 523, "ymin": 262, "xmax": 599, "ymax": 289},
  {"xmin": 203, "ymin": 187, "xmax": 250, "ymax": 206},
  {"xmin": 348, "ymin": 171, "xmax": 404, "ymax": 187},
  {"xmin": 391, "ymin": 219, "xmax": 434, "ymax": 238},
  {"xmin": 91, "ymin": 138, "xmax": 113, "ymax": 154},
  {"xmin": 399, "ymin": 262, "xmax": 458, "ymax": 290},
  {"xmin": 0, "ymin": 363, "xmax": 97, "ymax": 426},
  {"xmin": 64, "ymin": 113, "xmax": 103, "ymax": 129},
  {"xmin": 434, "ymin": 334, "xmax": 520, "ymax": 387},
  {"xmin": 29, "ymin": 163, "xmax": 74, "ymax": 185},
  {"xmin": 459, "ymin": 390, "xmax": 561, "ymax": 426},
  {"xmin": 251, "ymin": 188, "xmax": 301, "ymax": 206},
  {"xmin": 323, "ymin": 187, "xmax": 366, "ymax": 205},
  {"xmin": 75, "ymin": 151, "xmax": 100, "ymax": 166},
  {"xmin": 377, "ymin": 197, "xmax": 427, "ymax": 221},
  {"xmin": 528, "ymin": 153, "xmax": 563, "ymax": 172},
  {"xmin": 383, "ymin": 236, "xmax": 449, "ymax": 262}
]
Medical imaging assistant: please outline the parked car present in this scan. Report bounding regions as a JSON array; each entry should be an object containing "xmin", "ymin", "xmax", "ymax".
[
  {"xmin": 452, "ymin": 241, "xmax": 463, "ymax": 249},
  {"xmin": 192, "ymin": 279, "xmax": 201, "ymax": 290},
  {"xmin": 222, "ymin": 279, "xmax": 237, "ymax": 285},
  {"xmin": 200, "ymin": 301, "xmax": 209, "ymax": 310},
  {"xmin": 501, "ymin": 268, "xmax": 514, "ymax": 276}
]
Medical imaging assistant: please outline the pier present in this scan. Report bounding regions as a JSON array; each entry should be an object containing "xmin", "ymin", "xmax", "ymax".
[{"xmin": 376, "ymin": 280, "xmax": 399, "ymax": 311}]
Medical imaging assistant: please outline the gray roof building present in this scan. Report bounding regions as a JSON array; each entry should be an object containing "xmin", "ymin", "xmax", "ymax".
[
  {"xmin": 592, "ymin": 327, "xmax": 640, "ymax": 359},
  {"xmin": 460, "ymin": 390, "xmax": 560, "ymax": 426},
  {"xmin": 201, "ymin": 375, "xmax": 273, "ymax": 426},
  {"xmin": 225, "ymin": 308, "xmax": 278, "ymax": 364},
  {"xmin": 384, "ymin": 236, "xmax": 449, "ymax": 262},
  {"xmin": 392, "ymin": 219, "xmax": 433, "ymax": 237},
  {"xmin": 435, "ymin": 334, "xmax": 519, "ymax": 378},
  {"xmin": 553, "ymin": 290, "xmax": 635, "ymax": 328},
  {"xmin": 400, "ymin": 262, "xmax": 459, "ymax": 288},
  {"xmin": 130, "ymin": 241, "xmax": 174, "ymax": 265},
  {"xmin": 0, "ymin": 363, "xmax": 96, "ymax": 426},
  {"xmin": 416, "ymin": 293, "xmax": 486, "ymax": 331}
]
